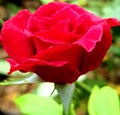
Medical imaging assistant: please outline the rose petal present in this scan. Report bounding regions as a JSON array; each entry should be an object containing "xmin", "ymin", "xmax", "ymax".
[
  {"xmin": 33, "ymin": 61, "xmax": 80, "ymax": 83},
  {"xmin": 74, "ymin": 25, "xmax": 103, "ymax": 52},
  {"xmin": 33, "ymin": 45, "xmax": 84, "ymax": 70},
  {"xmin": 53, "ymin": 19, "xmax": 73, "ymax": 32},
  {"xmin": 102, "ymin": 18, "xmax": 120, "ymax": 27},
  {"xmin": 7, "ymin": 58, "xmax": 80, "ymax": 83},
  {"xmin": 31, "ymin": 2, "xmax": 68, "ymax": 17},
  {"xmin": 81, "ymin": 24, "xmax": 112, "ymax": 73},
  {"xmin": 52, "ymin": 6, "xmax": 79, "ymax": 24},
  {"xmin": 8, "ymin": 10, "xmax": 31, "ymax": 30},
  {"xmin": 73, "ymin": 14, "xmax": 92, "ymax": 35},
  {"xmin": 1, "ymin": 24, "xmax": 35, "ymax": 63},
  {"xmin": 7, "ymin": 58, "xmax": 68, "ymax": 70},
  {"xmin": 35, "ymin": 26, "xmax": 81, "ymax": 45},
  {"xmin": 27, "ymin": 2, "xmax": 70, "ymax": 33},
  {"xmin": 32, "ymin": 36, "xmax": 53, "ymax": 52},
  {"xmin": 27, "ymin": 17, "xmax": 52, "ymax": 33}
]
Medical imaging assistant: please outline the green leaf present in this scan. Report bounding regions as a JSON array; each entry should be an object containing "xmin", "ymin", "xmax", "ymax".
[
  {"xmin": 88, "ymin": 85, "xmax": 100, "ymax": 115},
  {"xmin": 55, "ymin": 83, "xmax": 75, "ymax": 115},
  {"xmin": 15, "ymin": 94, "xmax": 63, "ymax": 115},
  {"xmin": 0, "ymin": 59, "xmax": 10, "ymax": 75},
  {"xmin": 69, "ymin": 104, "xmax": 76, "ymax": 115},
  {"xmin": 88, "ymin": 86, "xmax": 120, "ymax": 115}
]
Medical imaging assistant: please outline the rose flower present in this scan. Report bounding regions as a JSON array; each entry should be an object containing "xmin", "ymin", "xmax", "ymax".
[{"xmin": 1, "ymin": 2, "xmax": 119, "ymax": 83}]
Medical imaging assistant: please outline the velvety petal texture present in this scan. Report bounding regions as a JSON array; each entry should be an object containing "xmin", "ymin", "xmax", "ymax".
[{"xmin": 1, "ymin": 2, "xmax": 120, "ymax": 83}]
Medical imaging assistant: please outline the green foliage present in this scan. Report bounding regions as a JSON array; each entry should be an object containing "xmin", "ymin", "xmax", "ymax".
[
  {"xmin": 78, "ymin": 0, "xmax": 120, "ymax": 19},
  {"xmin": 40, "ymin": 0, "xmax": 54, "ymax": 4},
  {"xmin": 110, "ymin": 45, "xmax": 120, "ymax": 57},
  {"xmin": 88, "ymin": 86, "xmax": 120, "ymax": 115},
  {"xmin": 15, "ymin": 94, "xmax": 63, "ymax": 115},
  {"xmin": 69, "ymin": 104, "xmax": 76, "ymax": 115},
  {"xmin": 6, "ymin": 3, "xmax": 21, "ymax": 16},
  {"xmin": 72, "ymin": 77, "xmax": 107, "ymax": 110},
  {"xmin": 0, "ymin": 18, "xmax": 3, "ymax": 29},
  {"xmin": 103, "ymin": 0, "xmax": 120, "ymax": 19}
]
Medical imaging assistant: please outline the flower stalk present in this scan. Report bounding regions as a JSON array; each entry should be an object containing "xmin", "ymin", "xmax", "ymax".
[{"xmin": 55, "ymin": 83, "xmax": 74, "ymax": 115}]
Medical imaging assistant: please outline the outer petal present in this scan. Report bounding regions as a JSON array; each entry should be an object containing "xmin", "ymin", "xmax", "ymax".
[
  {"xmin": 7, "ymin": 58, "xmax": 80, "ymax": 83},
  {"xmin": 31, "ymin": 2, "xmax": 69, "ymax": 17},
  {"xmin": 74, "ymin": 25, "xmax": 103, "ymax": 52},
  {"xmin": 1, "ymin": 23, "xmax": 35, "ymax": 63},
  {"xmin": 8, "ymin": 10, "xmax": 31, "ymax": 30},
  {"xmin": 34, "ymin": 45, "xmax": 83, "ymax": 68},
  {"xmin": 7, "ymin": 45, "xmax": 85, "ymax": 83},
  {"xmin": 99, "ymin": 18, "xmax": 120, "ymax": 27},
  {"xmin": 81, "ymin": 23, "xmax": 112, "ymax": 73}
]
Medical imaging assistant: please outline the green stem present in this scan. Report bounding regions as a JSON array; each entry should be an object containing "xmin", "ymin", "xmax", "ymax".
[
  {"xmin": 49, "ymin": 87, "xmax": 56, "ymax": 97},
  {"xmin": 55, "ymin": 83, "xmax": 74, "ymax": 115},
  {"xmin": 78, "ymin": 82, "xmax": 92, "ymax": 93}
]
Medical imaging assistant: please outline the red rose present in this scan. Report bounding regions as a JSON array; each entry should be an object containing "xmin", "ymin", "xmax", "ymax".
[{"xmin": 1, "ymin": 2, "xmax": 119, "ymax": 83}]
